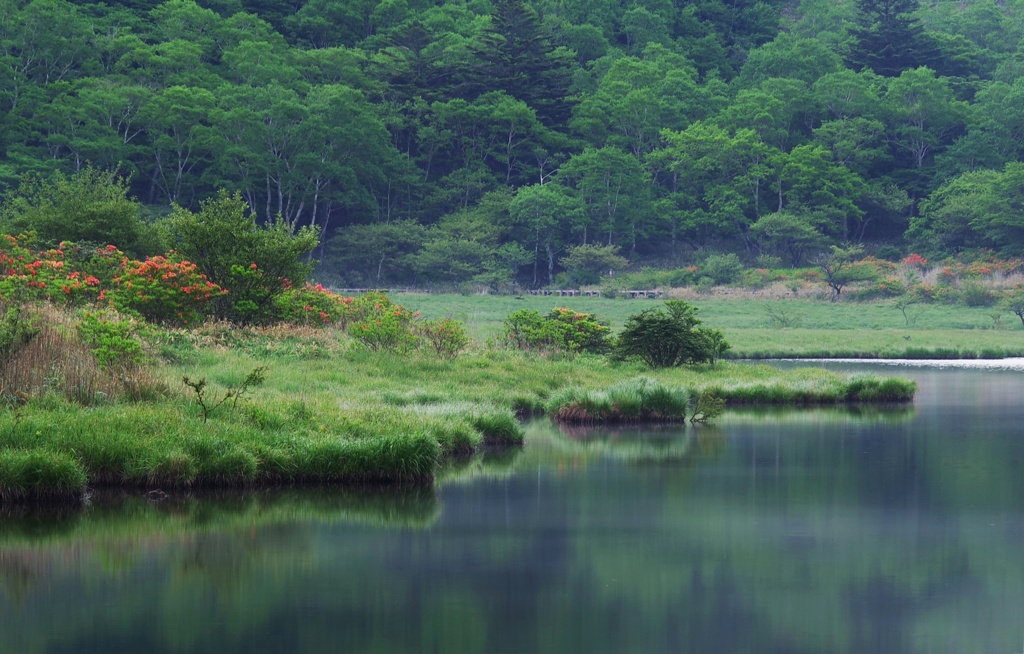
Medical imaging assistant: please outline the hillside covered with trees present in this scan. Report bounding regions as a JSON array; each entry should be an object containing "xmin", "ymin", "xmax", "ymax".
[{"xmin": 0, "ymin": 0, "xmax": 1022, "ymax": 288}]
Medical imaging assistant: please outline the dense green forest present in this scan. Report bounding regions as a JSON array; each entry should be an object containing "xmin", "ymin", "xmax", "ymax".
[{"xmin": 0, "ymin": 0, "xmax": 1023, "ymax": 288}]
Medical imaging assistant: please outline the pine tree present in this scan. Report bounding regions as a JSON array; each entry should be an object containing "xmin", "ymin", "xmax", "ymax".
[
  {"xmin": 847, "ymin": 0, "xmax": 936, "ymax": 77},
  {"xmin": 465, "ymin": 0, "xmax": 573, "ymax": 127}
]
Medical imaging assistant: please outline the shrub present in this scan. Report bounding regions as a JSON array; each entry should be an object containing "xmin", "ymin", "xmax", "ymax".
[
  {"xmin": 851, "ymin": 277, "xmax": 905, "ymax": 300},
  {"xmin": 109, "ymin": 254, "xmax": 226, "ymax": 325},
  {"xmin": 0, "ymin": 166, "xmax": 153, "ymax": 257},
  {"xmin": 559, "ymin": 244, "xmax": 628, "ymax": 285},
  {"xmin": 163, "ymin": 191, "xmax": 319, "ymax": 324},
  {"xmin": 697, "ymin": 252, "xmax": 744, "ymax": 285},
  {"xmin": 274, "ymin": 283, "xmax": 352, "ymax": 326},
  {"xmin": 351, "ymin": 299, "xmax": 420, "ymax": 354},
  {"xmin": 0, "ymin": 304, "xmax": 39, "ymax": 360},
  {"xmin": 75, "ymin": 309, "xmax": 147, "ymax": 370},
  {"xmin": 503, "ymin": 307, "xmax": 610, "ymax": 354},
  {"xmin": 614, "ymin": 300, "xmax": 729, "ymax": 368},
  {"xmin": 901, "ymin": 253, "xmax": 928, "ymax": 268},
  {"xmin": 961, "ymin": 280, "xmax": 996, "ymax": 307},
  {"xmin": 418, "ymin": 318, "xmax": 470, "ymax": 359}
]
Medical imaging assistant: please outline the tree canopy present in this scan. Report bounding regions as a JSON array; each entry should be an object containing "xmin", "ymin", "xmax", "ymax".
[{"xmin": 0, "ymin": 0, "xmax": 1022, "ymax": 286}]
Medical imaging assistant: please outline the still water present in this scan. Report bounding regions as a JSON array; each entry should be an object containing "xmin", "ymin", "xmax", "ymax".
[{"xmin": 2, "ymin": 363, "xmax": 1024, "ymax": 654}]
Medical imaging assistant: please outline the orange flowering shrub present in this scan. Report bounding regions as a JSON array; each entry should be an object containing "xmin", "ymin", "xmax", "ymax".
[
  {"xmin": 273, "ymin": 283, "xmax": 353, "ymax": 326},
  {"xmin": 108, "ymin": 254, "xmax": 226, "ymax": 325},
  {"xmin": 350, "ymin": 293, "xmax": 421, "ymax": 353}
]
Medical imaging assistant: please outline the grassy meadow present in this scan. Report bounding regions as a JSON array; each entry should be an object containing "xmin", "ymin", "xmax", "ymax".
[
  {"xmin": 0, "ymin": 293, "xmax": 935, "ymax": 502},
  {"xmin": 401, "ymin": 293, "xmax": 1024, "ymax": 358}
]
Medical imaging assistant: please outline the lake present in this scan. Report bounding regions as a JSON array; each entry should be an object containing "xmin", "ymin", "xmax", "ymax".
[{"xmin": 2, "ymin": 361, "xmax": 1023, "ymax": 654}]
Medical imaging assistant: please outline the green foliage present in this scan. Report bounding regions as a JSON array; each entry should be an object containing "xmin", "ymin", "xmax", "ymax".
[
  {"xmin": 559, "ymin": 243, "xmax": 628, "ymax": 285},
  {"xmin": 750, "ymin": 211, "xmax": 826, "ymax": 267},
  {"xmin": 273, "ymin": 283, "xmax": 351, "ymax": 326},
  {"xmin": 0, "ymin": 167, "xmax": 156, "ymax": 257},
  {"xmin": 75, "ymin": 310, "xmax": 147, "ymax": 370},
  {"xmin": 812, "ymin": 245, "xmax": 880, "ymax": 299},
  {"xmin": 503, "ymin": 307, "xmax": 610, "ymax": 354},
  {"xmin": 109, "ymin": 254, "xmax": 227, "ymax": 325},
  {"xmin": 0, "ymin": 449, "xmax": 88, "ymax": 500},
  {"xmin": 696, "ymin": 252, "xmax": 745, "ymax": 285},
  {"xmin": 418, "ymin": 318, "xmax": 470, "ymax": 360},
  {"xmin": 960, "ymin": 280, "xmax": 996, "ymax": 307},
  {"xmin": 0, "ymin": 0, "xmax": 1013, "ymax": 289},
  {"xmin": 614, "ymin": 300, "xmax": 729, "ymax": 368},
  {"xmin": 0, "ymin": 305, "xmax": 39, "ymax": 361},
  {"xmin": 351, "ymin": 300, "xmax": 420, "ymax": 354},
  {"xmin": 547, "ymin": 377, "xmax": 690, "ymax": 423},
  {"xmin": 182, "ymin": 366, "xmax": 268, "ymax": 423},
  {"xmin": 164, "ymin": 191, "xmax": 319, "ymax": 324}
]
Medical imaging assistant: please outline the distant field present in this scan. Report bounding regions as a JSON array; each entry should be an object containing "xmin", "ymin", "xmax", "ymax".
[{"xmin": 395, "ymin": 293, "xmax": 1024, "ymax": 358}]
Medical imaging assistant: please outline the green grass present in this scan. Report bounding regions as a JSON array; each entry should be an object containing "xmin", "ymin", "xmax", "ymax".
[
  {"xmin": 0, "ymin": 296, "xmax": 930, "ymax": 500},
  {"xmin": 400, "ymin": 293, "xmax": 1024, "ymax": 359},
  {"xmin": 0, "ymin": 449, "xmax": 88, "ymax": 501},
  {"xmin": 547, "ymin": 377, "xmax": 690, "ymax": 423}
]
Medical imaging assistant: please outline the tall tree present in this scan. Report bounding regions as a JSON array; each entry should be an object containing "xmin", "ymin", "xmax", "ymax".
[
  {"xmin": 847, "ymin": 0, "xmax": 936, "ymax": 77},
  {"xmin": 464, "ymin": 0, "xmax": 573, "ymax": 127}
]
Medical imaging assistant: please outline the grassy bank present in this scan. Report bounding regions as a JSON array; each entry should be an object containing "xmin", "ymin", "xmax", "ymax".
[
  {"xmin": 0, "ymin": 307, "xmax": 918, "ymax": 502},
  {"xmin": 402, "ymin": 293, "xmax": 1024, "ymax": 358}
]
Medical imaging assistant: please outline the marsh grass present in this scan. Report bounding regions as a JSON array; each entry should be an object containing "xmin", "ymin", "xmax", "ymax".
[
  {"xmin": 0, "ymin": 301, "xmax": 920, "ymax": 499},
  {"xmin": 548, "ymin": 377, "xmax": 690, "ymax": 423},
  {"xmin": 0, "ymin": 449, "xmax": 87, "ymax": 501},
  {"xmin": 401, "ymin": 294, "xmax": 1024, "ymax": 357}
]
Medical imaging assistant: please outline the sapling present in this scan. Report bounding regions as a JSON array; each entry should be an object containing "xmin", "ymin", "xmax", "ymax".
[
  {"xmin": 690, "ymin": 391, "xmax": 725, "ymax": 423},
  {"xmin": 183, "ymin": 366, "xmax": 268, "ymax": 422}
]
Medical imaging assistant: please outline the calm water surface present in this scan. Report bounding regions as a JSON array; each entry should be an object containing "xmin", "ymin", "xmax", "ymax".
[{"xmin": 2, "ymin": 363, "xmax": 1024, "ymax": 654}]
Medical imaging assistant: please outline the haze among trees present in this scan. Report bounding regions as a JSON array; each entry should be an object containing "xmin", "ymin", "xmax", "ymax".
[{"xmin": 0, "ymin": 0, "xmax": 1022, "ymax": 288}]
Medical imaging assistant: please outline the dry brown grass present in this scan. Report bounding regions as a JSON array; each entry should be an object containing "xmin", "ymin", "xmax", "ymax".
[{"xmin": 0, "ymin": 304, "xmax": 165, "ymax": 404}]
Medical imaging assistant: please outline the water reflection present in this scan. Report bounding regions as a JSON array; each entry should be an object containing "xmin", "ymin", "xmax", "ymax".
[{"xmin": 2, "ymin": 364, "xmax": 1024, "ymax": 654}]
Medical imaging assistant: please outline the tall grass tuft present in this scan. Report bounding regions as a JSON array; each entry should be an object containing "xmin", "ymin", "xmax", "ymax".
[
  {"xmin": 548, "ymin": 377, "xmax": 689, "ymax": 423},
  {"xmin": 467, "ymin": 408, "xmax": 525, "ymax": 446},
  {"xmin": 293, "ymin": 433, "xmax": 440, "ymax": 483},
  {"xmin": 843, "ymin": 377, "xmax": 918, "ymax": 402},
  {"xmin": 0, "ymin": 449, "xmax": 87, "ymax": 500}
]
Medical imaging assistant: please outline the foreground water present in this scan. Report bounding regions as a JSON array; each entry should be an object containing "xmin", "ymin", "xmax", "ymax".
[{"xmin": 2, "ymin": 363, "xmax": 1023, "ymax": 654}]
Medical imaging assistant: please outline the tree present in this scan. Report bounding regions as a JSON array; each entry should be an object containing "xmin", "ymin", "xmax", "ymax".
[
  {"xmin": 325, "ymin": 220, "xmax": 425, "ymax": 285},
  {"xmin": 968, "ymin": 162, "xmax": 1024, "ymax": 255},
  {"xmin": 1001, "ymin": 287, "xmax": 1024, "ymax": 329},
  {"xmin": 909, "ymin": 169, "xmax": 996, "ymax": 254},
  {"xmin": 508, "ymin": 183, "xmax": 581, "ymax": 286},
  {"xmin": 558, "ymin": 146, "xmax": 650, "ymax": 250},
  {"xmin": 811, "ymin": 244, "xmax": 877, "ymax": 300},
  {"xmin": 882, "ymin": 67, "xmax": 966, "ymax": 177},
  {"xmin": 847, "ymin": 0, "xmax": 936, "ymax": 77},
  {"xmin": 748, "ymin": 211, "xmax": 825, "ymax": 267},
  {"xmin": 163, "ymin": 190, "xmax": 319, "ymax": 323},
  {"xmin": 559, "ymin": 244, "xmax": 628, "ymax": 285},
  {"xmin": 614, "ymin": 300, "xmax": 728, "ymax": 368},
  {"xmin": 464, "ymin": 0, "xmax": 574, "ymax": 128}
]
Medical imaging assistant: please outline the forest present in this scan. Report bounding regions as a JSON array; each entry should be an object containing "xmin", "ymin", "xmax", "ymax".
[{"xmin": 0, "ymin": 0, "xmax": 1023, "ymax": 289}]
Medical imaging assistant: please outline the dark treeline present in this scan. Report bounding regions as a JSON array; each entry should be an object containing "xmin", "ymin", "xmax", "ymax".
[{"xmin": 1, "ymin": 0, "xmax": 1023, "ymax": 288}]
